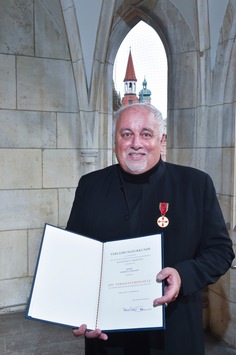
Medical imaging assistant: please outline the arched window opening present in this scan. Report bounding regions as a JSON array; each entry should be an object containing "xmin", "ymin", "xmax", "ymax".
[{"xmin": 113, "ymin": 20, "xmax": 168, "ymax": 160}]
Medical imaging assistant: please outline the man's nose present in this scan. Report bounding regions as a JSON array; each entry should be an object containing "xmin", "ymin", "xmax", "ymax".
[{"xmin": 131, "ymin": 134, "xmax": 142, "ymax": 149}]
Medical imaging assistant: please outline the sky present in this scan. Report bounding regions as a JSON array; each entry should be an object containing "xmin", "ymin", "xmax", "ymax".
[{"xmin": 113, "ymin": 21, "xmax": 168, "ymax": 119}]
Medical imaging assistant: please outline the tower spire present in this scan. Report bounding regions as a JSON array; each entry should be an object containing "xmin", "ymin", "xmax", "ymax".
[
  {"xmin": 122, "ymin": 48, "xmax": 139, "ymax": 106},
  {"xmin": 123, "ymin": 48, "xmax": 137, "ymax": 82}
]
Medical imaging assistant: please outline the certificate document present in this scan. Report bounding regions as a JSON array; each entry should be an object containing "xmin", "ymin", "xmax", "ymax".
[{"xmin": 27, "ymin": 224, "xmax": 164, "ymax": 332}]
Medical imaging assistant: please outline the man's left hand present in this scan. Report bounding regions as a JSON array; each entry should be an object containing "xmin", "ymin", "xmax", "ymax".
[{"xmin": 153, "ymin": 267, "xmax": 181, "ymax": 306}]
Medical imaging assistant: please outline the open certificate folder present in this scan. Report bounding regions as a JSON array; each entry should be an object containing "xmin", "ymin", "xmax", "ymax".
[{"xmin": 26, "ymin": 224, "xmax": 165, "ymax": 332}]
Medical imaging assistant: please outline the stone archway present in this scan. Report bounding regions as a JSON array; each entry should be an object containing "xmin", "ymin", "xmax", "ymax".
[
  {"xmin": 105, "ymin": 0, "xmax": 236, "ymax": 345},
  {"xmin": 206, "ymin": 1, "xmax": 236, "ymax": 344},
  {"xmin": 107, "ymin": 1, "xmax": 197, "ymax": 167}
]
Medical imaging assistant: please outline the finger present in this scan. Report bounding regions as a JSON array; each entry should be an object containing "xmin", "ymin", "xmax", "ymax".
[
  {"xmin": 84, "ymin": 329, "xmax": 108, "ymax": 340},
  {"xmin": 98, "ymin": 333, "xmax": 108, "ymax": 341},
  {"xmin": 156, "ymin": 267, "xmax": 171, "ymax": 281},
  {"xmin": 153, "ymin": 290, "xmax": 179, "ymax": 306},
  {"xmin": 72, "ymin": 324, "xmax": 87, "ymax": 337},
  {"xmin": 153, "ymin": 295, "xmax": 169, "ymax": 306}
]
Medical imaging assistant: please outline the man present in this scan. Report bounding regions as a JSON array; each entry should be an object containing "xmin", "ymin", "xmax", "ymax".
[{"xmin": 67, "ymin": 103, "xmax": 234, "ymax": 354}]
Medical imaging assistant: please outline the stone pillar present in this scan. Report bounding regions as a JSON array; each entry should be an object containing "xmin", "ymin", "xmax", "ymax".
[{"xmin": 81, "ymin": 149, "xmax": 98, "ymax": 175}]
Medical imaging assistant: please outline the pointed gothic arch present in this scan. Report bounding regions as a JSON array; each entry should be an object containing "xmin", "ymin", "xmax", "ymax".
[
  {"xmin": 106, "ymin": 2, "xmax": 196, "ymax": 167},
  {"xmin": 113, "ymin": 21, "xmax": 167, "ymax": 113}
]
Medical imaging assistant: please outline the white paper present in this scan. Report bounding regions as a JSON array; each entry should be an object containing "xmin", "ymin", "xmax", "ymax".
[{"xmin": 27, "ymin": 224, "xmax": 164, "ymax": 331}]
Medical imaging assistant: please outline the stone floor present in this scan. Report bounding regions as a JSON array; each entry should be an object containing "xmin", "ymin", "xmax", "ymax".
[{"xmin": 0, "ymin": 311, "xmax": 236, "ymax": 354}]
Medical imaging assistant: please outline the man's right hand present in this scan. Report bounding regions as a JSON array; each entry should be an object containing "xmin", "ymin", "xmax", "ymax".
[{"xmin": 72, "ymin": 324, "xmax": 108, "ymax": 340}]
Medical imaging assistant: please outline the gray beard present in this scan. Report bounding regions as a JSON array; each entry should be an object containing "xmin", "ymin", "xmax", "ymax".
[{"xmin": 125, "ymin": 161, "xmax": 147, "ymax": 173}]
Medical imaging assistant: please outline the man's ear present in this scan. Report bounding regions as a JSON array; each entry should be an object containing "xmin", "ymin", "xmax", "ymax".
[
  {"xmin": 160, "ymin": 134, "xmax": 166, "ymax": 156},
  {"xmin": 160, "ymin": 133, "xmax": 166, "ymax": 144}
]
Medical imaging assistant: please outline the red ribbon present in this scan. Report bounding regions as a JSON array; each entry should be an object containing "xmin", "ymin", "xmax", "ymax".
[{"xmin": 159, "ymin": 202, "xmax": 169, "ymax": 215}]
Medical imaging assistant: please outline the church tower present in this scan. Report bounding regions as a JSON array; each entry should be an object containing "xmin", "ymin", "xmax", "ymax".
[
  {"xmin": 122, "ymin": 48, "xmax": 139, "ymax": 106},
  {"xmin": 139, "ymin": 77, "xmax": 151, "ymax": 103}
]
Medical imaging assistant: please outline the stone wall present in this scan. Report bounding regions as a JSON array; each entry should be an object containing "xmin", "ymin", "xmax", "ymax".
[{"xmin": 0, "ymin": 0, "xmax": 80, "ymax": 311}]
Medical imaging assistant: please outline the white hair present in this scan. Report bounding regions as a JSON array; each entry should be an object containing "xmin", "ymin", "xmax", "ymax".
[{"xmin": 113, "ymin": 103, "xmax": 164, "ymax": 139}]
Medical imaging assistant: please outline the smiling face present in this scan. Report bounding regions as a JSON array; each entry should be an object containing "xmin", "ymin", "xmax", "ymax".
[{"xmin": 114, "ymin": 105, "xmax": 163, "ymax": 174}]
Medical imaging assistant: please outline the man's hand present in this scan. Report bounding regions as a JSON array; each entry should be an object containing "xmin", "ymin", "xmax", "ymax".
[
  {"xmin": 72, "ymin": 324, "xmax": 108, "ymax": 340},
  {"xmin": 153, "ymin": 267, "xmax": 181, "ymax": 306}
]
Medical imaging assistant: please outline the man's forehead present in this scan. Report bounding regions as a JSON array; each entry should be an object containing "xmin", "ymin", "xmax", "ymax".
[
  {"xmin": 118, "ymin": 111, "xmax": 158, "ymax": 129},
  {"xmin": 122, "ymin": 107, "xmax": 152, "ymax": 117},
  {"xmin": 120, "ymin": 126, "xmax": 154, "ymax": 132}
]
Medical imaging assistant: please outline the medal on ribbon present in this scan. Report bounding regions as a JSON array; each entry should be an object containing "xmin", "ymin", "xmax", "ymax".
[{"xmin": 157, "ymin": 202, "xmax": 169, "ymax": 228}]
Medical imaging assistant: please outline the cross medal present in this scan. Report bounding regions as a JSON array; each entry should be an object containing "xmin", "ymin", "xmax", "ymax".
[{"xmin": 157, "ymin": 202, "xmax": 169, "ymax": 228}]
